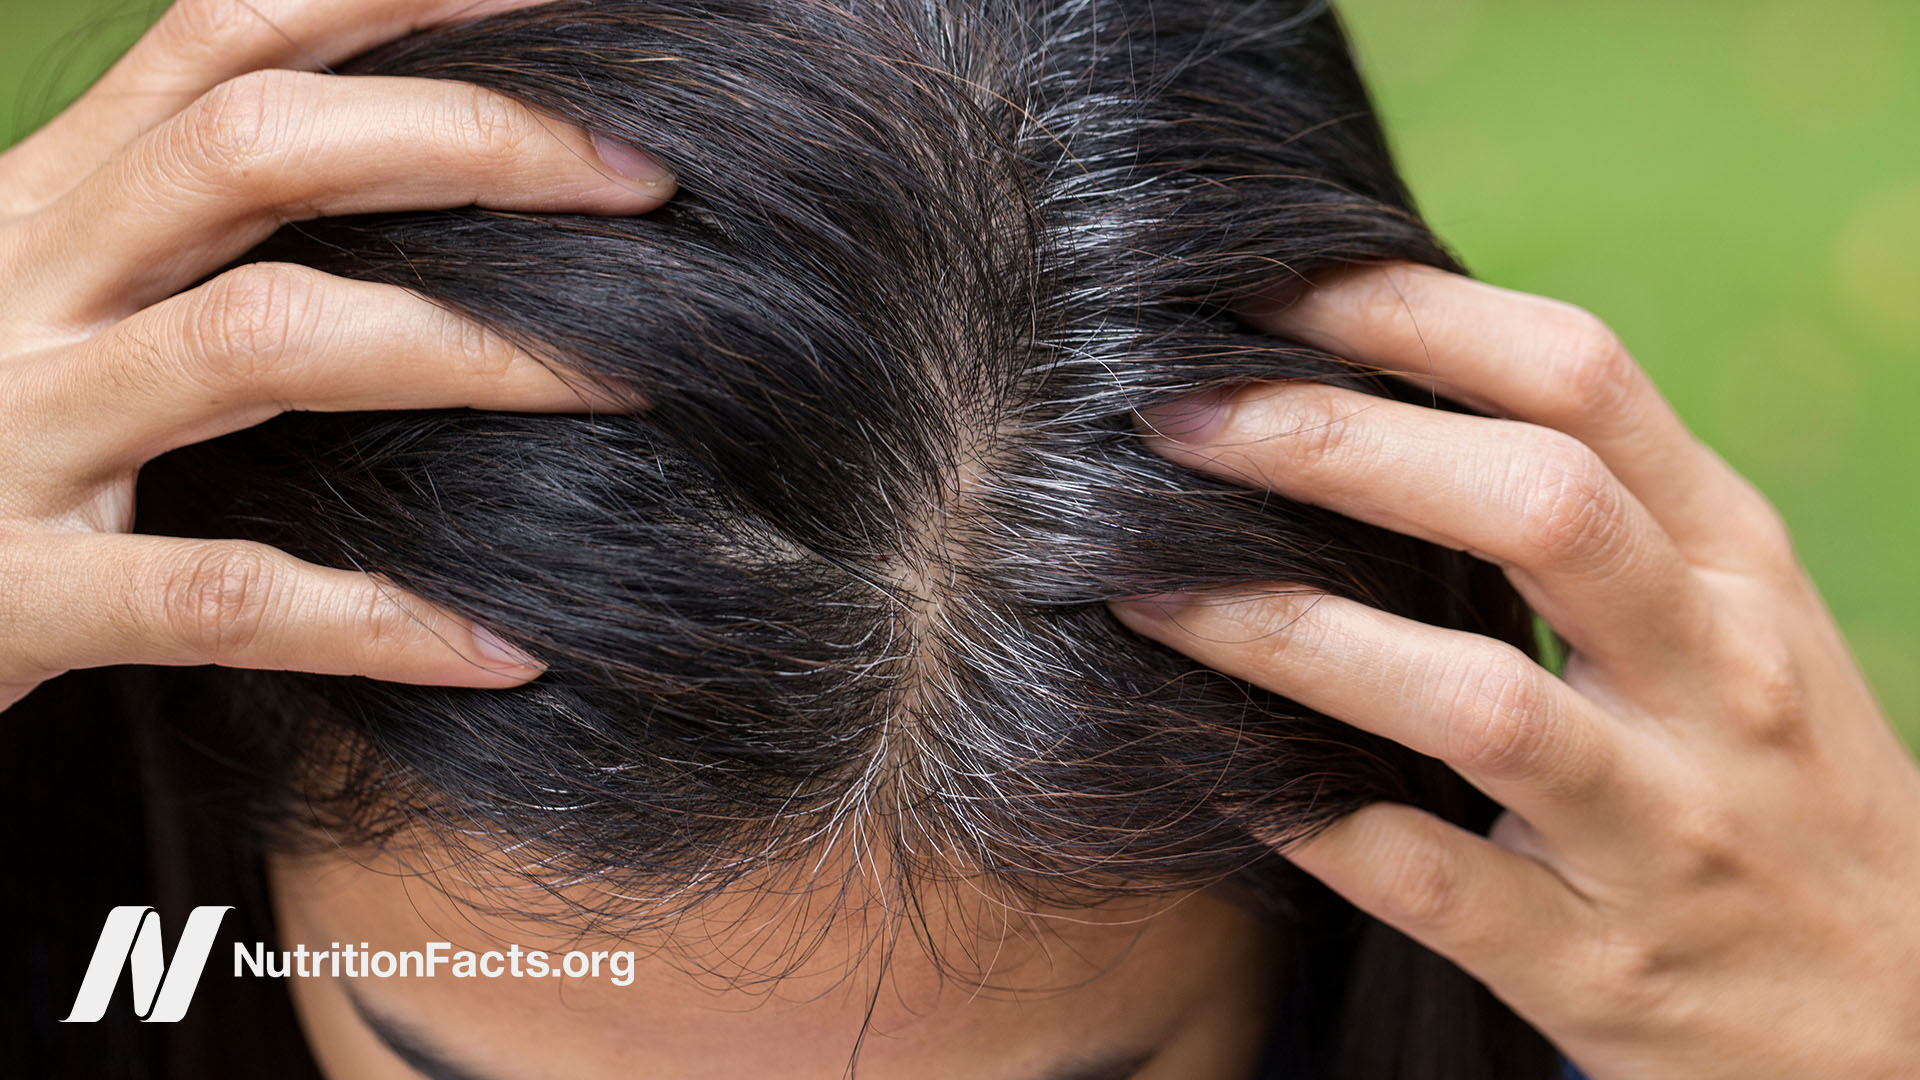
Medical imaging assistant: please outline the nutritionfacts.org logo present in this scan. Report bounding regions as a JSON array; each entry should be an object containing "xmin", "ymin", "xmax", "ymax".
[
  {"xmin": 63, "ymin": 906, "xmax": 232, "ymax": 1024},
  {"xmin": 61, "ymin": 903, "xmax": 643, "ymax": 1023}
]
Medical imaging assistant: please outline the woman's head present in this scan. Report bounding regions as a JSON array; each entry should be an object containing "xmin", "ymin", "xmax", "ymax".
[
  {"xmin": 267, "ymin": 818, "xmax": 1290, "ymax": 1078},
  {"xmin": 137, "ymin": 0, "xmax": 1554, "ymax": 1074}
]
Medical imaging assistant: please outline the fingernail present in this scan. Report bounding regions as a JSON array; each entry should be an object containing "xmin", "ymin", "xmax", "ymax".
[
  {"xmin": 590, "ymin": 132, "xmax": 676, "ymax": 190},
  {"xmin": 1137, "ymin": 386, "xmax": 1236, "ymax": 444},
  {"xmin": 470, "ymin": 624, "xmax": 546, "ymax": 675}
]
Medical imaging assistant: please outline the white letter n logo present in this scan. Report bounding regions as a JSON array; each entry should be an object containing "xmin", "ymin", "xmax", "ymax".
[{"xmin": 62, "ymin": 906, "xmax": 232, "ymax": 1023}]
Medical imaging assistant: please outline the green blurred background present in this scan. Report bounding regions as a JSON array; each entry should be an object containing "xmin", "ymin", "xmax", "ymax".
[{"xmin": 3, "ymin": 1, "xmax": 1915, "ymax": 745}]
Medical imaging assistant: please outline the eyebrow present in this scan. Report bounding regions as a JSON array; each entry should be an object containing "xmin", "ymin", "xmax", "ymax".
[
  {"xmin": 347, "ymin": 988, "xmax": 501, "ymax": 1080},
  {"xmin": 346, "ymin": 985, "xmax": 1157, "ymax": 1080},
  {"xmin": 1041, "ymin": 1049, "xmax": 1158, "ymax": 1080}
]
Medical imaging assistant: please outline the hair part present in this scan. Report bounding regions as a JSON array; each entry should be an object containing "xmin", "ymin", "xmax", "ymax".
[{"xmin": 130, "ymin": 0, "xmax": 1560, "ymax": 1075}]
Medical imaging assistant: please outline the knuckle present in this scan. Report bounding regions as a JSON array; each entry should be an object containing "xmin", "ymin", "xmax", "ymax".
[
  {"xmin": 1379, "ymin": 829, "xmax": 1471, "ymax": 932},
  {"xmin": 178, "ymin": 69, "xmax": 303, "ymax": 176},
  {"xmin": 1291, "ymin": 388, "xmax": 1367, "ymax": 461},
  {"xmin": 1343, "ymin": 269, "xmax": 1425, "ymax": 334},
  {"xmin": 153, "ymin": 0, "xmax": 263, "ymax": 67},
  {"xmin": 1543, "ymin": 305, "xmax": 1639, "ymax": 423},
  {"xmin": 437, "ymin": 308, "xmax": 521, "ymax": 381},
  {"xmin": 356, "ymin": 576, "xmax": 424, "ymax": 655},
  {"xmin": 160, "ymin": 0, "xmax": 264, "ymax": 41},
  {"xmin": 1250, "ymin": 591, "xmax": 1338, "ymax": 662},
  {"xmin": 1721, "ymin": 633, "xmax": 1811, "ymax": 748},
  {"xmin": 160, "ymin": 542, "xmax": 280, "ymax": 662},
  {"xmin": 186, "ymin": 264, "xmax": 325, "ymax": 386},
  {"xmin": 1514, "ymin": 430, "xmax": 1623, "ymax": 566},
  {"xmin": 1261, "ymin": 386, "xmax": 1370, "ymax": 474},
  {"xmin": 1660, "ymin": 796, "xmax": 1746, "ymax": 885},
  {"xmin": 462, "ymin": 83, "xmax": 536, "ymax": 163},
  {"xmin": 1579, "ymin": 929, "xmax": 1681, "ymax": 1030},
  {"xmin": 1442, "ymin": 645, "xmax": 1555, "ymax": 781}
]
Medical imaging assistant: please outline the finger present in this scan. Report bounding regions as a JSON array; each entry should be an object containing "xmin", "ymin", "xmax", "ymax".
[
  {"xmin": 1111, "ymin": 589, "xmax": 1633, "ymax": 838},
  {"xmin": 5, "ymin": 264, "xmax": 631, "ymax": 503},
  {"xmin": 1488, "ymin": 808, "xmax": 1553, "ymax": 863},
  {"xmin": 20, "ymin": 70, "xmax": 672, "ymax": 324},
  {"xmin": 1269, "ymin": 800, "xmax": 1590, "ymax": 1012},
  {"xmin": 1137, "ymin": 380, "xmax": 1716, "ymax": 679},
  {"xmin": 0, "ymin": 532, "xmax": 544, "ymax": 708},
  {"xmin": 0, "ymin": 0, "xmax": 560, "ymax": 209},
  {"xmin": 1244, "ymin": 263, "xmax": 1791, "ymax": 575}
]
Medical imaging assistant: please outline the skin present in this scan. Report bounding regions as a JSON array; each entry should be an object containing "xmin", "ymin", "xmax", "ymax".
[
  {"xmin": 268, "ymin": 841, "xmax": 1287, "ymax": 1079},
  {"xmin": 4, "ymin": 2, "xmax": 1918, "ymax": 1077},
  {"xmin": 0, "ymin": 0, "xmax": 672, "ymax": 710},
  {"xmin": 1111, "ymin": 264, "xmax": 1920, "ymax": 1076}
]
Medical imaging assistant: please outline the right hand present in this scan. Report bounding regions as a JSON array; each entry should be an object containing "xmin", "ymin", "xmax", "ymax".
[{"xmin": 0, "ymin": 0, "xmax": 676, "ymax": 712}]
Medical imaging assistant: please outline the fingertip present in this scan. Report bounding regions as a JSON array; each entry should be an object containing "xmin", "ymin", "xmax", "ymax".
[
  {"xmin": 1240, "ymin": 260, "xmax": 1430, "ymax": 337},
  {"xmin": 463, "ymin": 623, "xmax": 548, "ymax": 685},
  {"xmin": 1108, "ymin": 592, "xmax": 1196, "ymax": 633},
  {"xmin": 588, "ymin": 132, "xmax": 678, "ymax": 202},
  {"xmin": 1214, "ymin": 797, "xmax": 1322, "ymax": 858},
  {"xmin": 1268, "ymin": 812, "xmax": 1354, "ymax": 869},
  {"xmin": 1135, "ymin": 386, "xmax": 1236, "ymax": 446}
]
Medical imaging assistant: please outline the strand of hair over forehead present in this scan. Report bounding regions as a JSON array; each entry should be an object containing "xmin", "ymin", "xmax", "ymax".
[{"xmin": 153, "ymin": 0, "xmax": 1509, "ymax": 973}]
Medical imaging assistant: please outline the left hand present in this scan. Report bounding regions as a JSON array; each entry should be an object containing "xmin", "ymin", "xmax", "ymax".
[{"xmin": 1109, "ymin": 263, "xmax": 1920, "ymax": 1079}]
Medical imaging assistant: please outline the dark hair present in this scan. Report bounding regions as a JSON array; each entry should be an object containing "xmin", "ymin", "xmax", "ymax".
[{"xmin": 42, "ymin": 0, "xmax": 1558, "ymax": 1075}]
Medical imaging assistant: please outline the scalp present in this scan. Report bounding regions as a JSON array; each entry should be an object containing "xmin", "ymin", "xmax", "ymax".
[{"xmin": 143, "ymin": 0, "xmax": 1492, "ymax": 934}]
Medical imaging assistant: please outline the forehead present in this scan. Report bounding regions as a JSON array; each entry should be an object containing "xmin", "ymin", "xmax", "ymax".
[{"xmin": 268, "ymin": 840, "xmax": 1285, "ymax": 1079}]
